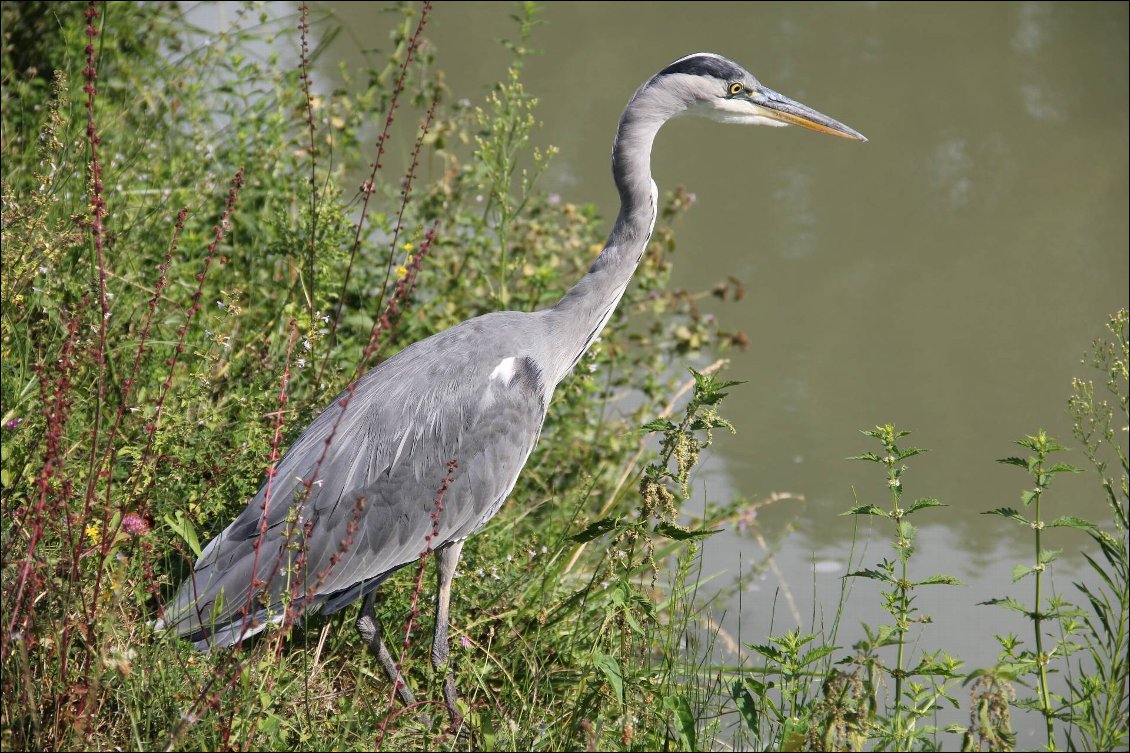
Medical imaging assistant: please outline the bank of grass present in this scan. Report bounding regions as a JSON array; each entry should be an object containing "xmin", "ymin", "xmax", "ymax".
[
  {"xmin": 1, "ymin": 2, "xmax": 750, "ymax": 749},
  {"xmin": 2, "ymin": 3, "xmax": 1126, "ymax": 751}
]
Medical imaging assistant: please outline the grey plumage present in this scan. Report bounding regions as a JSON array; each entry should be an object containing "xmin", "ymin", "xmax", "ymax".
[
  {"xmin": 157, "ymin": 52, "xmax": 863, "ymax": 720},
  {"xmin": 160, "ymin": 312, "xmax": 552, "ymax": 646}
]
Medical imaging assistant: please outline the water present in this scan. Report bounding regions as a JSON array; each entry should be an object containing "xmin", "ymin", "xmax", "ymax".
[{"xmin": 316, "ymin": 2, "xmax": 1128, "ymax": 745}]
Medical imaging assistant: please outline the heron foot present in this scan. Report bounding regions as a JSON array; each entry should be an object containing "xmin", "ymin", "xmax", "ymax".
[
  {"xmin": 442, "ymin": 673, "xmax": 462, "ymax": 727},
  {"xmin": 357, "ymin": 593, "xmax": 416, "ymax": 708}
]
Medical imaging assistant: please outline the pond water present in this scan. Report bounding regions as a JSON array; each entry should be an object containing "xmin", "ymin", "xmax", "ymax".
[{"xmin": 312, "ymin": 2, "xmax": 1128, "ymax": 746}]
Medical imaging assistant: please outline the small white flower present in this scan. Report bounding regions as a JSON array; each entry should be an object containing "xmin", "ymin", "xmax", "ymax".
[{"xmin": 296, "ymin": 358, "xmax": 306, "ymax": 368}]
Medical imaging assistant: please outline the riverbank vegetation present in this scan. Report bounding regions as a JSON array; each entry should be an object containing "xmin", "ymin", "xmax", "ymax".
[{"xmin": 2, "ymin": 3, "xmax": 1125, "ymax": 750}]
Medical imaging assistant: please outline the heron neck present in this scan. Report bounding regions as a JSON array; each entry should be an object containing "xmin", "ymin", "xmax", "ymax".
[{"xmin": 546, "ymin": 87, "xmax": 674, "ymax": 383}]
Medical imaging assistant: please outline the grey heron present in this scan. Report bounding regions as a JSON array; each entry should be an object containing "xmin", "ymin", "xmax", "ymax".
[{"xmin": 157, "ymin": 52, "xmax": 865, "ymax": 723}]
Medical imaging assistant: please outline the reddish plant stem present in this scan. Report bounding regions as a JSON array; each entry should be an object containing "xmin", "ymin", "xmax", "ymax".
[
  {"xmin": 317, "ymin": 0, "xmax": 432, "ymax": 384},
  {"xmin": 2, "ymin": 300, "xmax": 87, "ymax": 658},
  {"xmin": 375, "ymin": 459, "xmax": 457, "ymax": 749},
  {"xmin": 204, "ymin": 215, "xmax": 435, "ymax": 740},
  {"xmin": 88, "ymin": 209, "xmax": 187, "ymax": 560},
  {"xmin": 79, "ymin": 2, "xmax": 113, "ymax": 569},
  {"xmin": 229, "ymin": 221, "xmax": 439, "ymax": 660},
  {"xmin": 124, "ymin": 169, "xmax": 245, "ymax": 507},
  {"xmin": 298, "ymin": 2, "xmax": 319, "ymax": 320},
  {"xmin": 369, "ymin": 86, "xmax": 441, "ymax": 347},
  {"xmin": 237, "ymin": 320, "xmax": 301, "ymax": 641}
]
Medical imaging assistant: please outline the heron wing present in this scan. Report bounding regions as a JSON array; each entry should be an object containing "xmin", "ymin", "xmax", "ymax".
[{"xmin": 158, "ymin": 313, "xmax": 550, "ymax": 646}]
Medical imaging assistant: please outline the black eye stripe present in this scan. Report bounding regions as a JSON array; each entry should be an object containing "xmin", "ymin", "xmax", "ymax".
[{"xmin": 659, "ymin": 54, "xmax": 745, "ymax": 82}]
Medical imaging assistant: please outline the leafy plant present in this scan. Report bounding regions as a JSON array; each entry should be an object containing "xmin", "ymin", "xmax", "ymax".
[
  {"xmin": 982, "ymin": 431, "xmax": 1088, "ymax": 750},
  {"xmin": 841, "ymin": 425, "xmax": 964, "ymax": 751},
  {"xmin": 1, "ymin": 2, "xmax": 745, "ymax": 749},
  {"xmin": 1063, "ymin": 309, "xmax": 1129, "ymax": 752}
]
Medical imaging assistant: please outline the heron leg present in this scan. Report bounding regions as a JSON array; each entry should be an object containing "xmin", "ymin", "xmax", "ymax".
[
  {"xmin": 357, "ymin": 590, "xmax": 417, "ymax": 708},
  {"xmin": 432, "ymin": 539, "xmax": 465, "ymax": 724}
]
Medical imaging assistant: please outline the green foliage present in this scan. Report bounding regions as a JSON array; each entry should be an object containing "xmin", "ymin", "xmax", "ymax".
[
  {"xmin": 0, "ymin": 2, "xmax": 742, "ymax": 750},
  {"xmin": 980, "ymin": 431, "xmax": 1087, "ymax": 751},
  {"xmin": 2, "ymin": 3, "xmax": 1126, "ymax": 752},
  {"xmin": 1063, "ymin": 309, "xmax": 1129, "ymax": 752},
  {"xmin": 839, "ymin": 426, "xmax": 963, "ymax": 751}
]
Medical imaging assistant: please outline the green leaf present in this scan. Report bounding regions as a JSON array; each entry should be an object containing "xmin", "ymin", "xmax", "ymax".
[
  {"xmin": 730, "ymin": 681, "xmax": 759, "ymax": 733},
  {"xmin": 654, "ymin": 522, "xmax": 721, "ymax": 541},
  {"xmin": 846, "ymin": 452, "xmax": 882, "ymax": 463},
  {"xmin": 896, "ymin": 446, "xmax": 926, "ymax": 461},
  {"xmin": 592, "ymin": 652, "xmax": 624, "ymax": 706},
  {"xmin": 1046, "ymin": 462, "xmax": 1083, "ymax": 475},
  {"xmin": 840, "ymin": 504, "xmax": 886, "ymax": 517},
  {"xmin": 798, "ymin": 645, "xmax": 838, "ymax": 668},
  {"xmin": 1038, "ymin": 548, "xmax": 1061, "ymax": 566},
  {"xmin": 622, "ymin": 608, "xmax": 644, "ymax": 636},
  {"xmin": 898, "ymin": 519, "xmax": 917, "ymax": 542},
  {"xmin": 983, "ymin": 507, "xmax": 1030, "ymax": 526},
  {"xmin": 663, "ymin": 694, "xmax": 697, "ymax": 751},
  {"xmin": 873, "ymin": 624, "xmax": 899, "ymax": 646},
  {"xmin": 906, "ymin": 497, "xmax": 945, "ymax": 514},
  {"xmin": 996, "ymin": 456, "xmax": 1030, "ymax": 469},
  {"xmin": 916, "ymin": 574, "xmax": 962, "ymax": 586},
  {"xmin": 1012, "ymin": 564, "xmax": 1034, "ymax": 583},
  {"xmin": 640, "ymin": 418, "xmax": 675, "ymax": 433},
  {"xmin": 164, "ymin": 511, "xmax": 202, "ymax": 558},
  {"xmin": 1020, "ymin": 490, "xmax": 1037, "ymax": 506},
  {"xmin": 746, "ymin": 643, "xmax": 783, "ymax": 662},
  {"xmin": 1047, "ymin": 516, "xmax": 1096, "ymax": 531},
  {"xmin": 570, "ymin": 517, "xmax": 621, "ymax": 543},
  {"xmin": 845, "ymin": 568, "xmax": 894, "ymax": 583},
  {"xmin": 980, "ymin": 597, "xmax": 1032, "ymax": 616}
]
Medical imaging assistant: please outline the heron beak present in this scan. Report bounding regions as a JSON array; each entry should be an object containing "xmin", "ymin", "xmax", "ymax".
[{"xmin": 754, "ymin": 86, "xmax": 867, "ymax": 142}]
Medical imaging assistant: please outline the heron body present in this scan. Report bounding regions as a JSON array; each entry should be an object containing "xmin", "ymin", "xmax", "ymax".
[{"xmin": 158, "ymin": 52, "xmax": 864, "ymax": 720}]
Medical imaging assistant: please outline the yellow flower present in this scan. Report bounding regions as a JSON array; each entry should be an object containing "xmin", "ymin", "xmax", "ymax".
[
  {"xmin": 85, "ymin": 524, "xmax": 101, "ymax": 546},
  {"xmin": 395, "ymin": 265, "xmax": 408, "ymax": 279},
  {"xmin": 402, "ymin": 242, "xmax": 414, "ymax": 252}
]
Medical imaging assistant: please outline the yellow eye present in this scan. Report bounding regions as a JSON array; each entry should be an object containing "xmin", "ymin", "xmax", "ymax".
[{"xmin": 728, "ymin": 82, "xmax": 744, "ymax": 96}]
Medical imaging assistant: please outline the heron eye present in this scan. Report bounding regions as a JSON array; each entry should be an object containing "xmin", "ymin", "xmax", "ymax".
[{"xmin": 728, "ymin": 82, "xmax": 744, "ymax": 96}]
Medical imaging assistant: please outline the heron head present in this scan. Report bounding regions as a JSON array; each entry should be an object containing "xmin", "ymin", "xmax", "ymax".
[{"xmin": 655, "ymin": 53, "xmax": 866, "ymax": 141}]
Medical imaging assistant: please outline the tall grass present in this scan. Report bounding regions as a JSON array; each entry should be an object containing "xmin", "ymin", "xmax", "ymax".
[
  {"xmin": 2, "ymin": 3, "xmax": 1126, "ymax": 752},
  {"xmin": 1, "ymin": 2, "xmax": 743, "ymax": 749}
]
